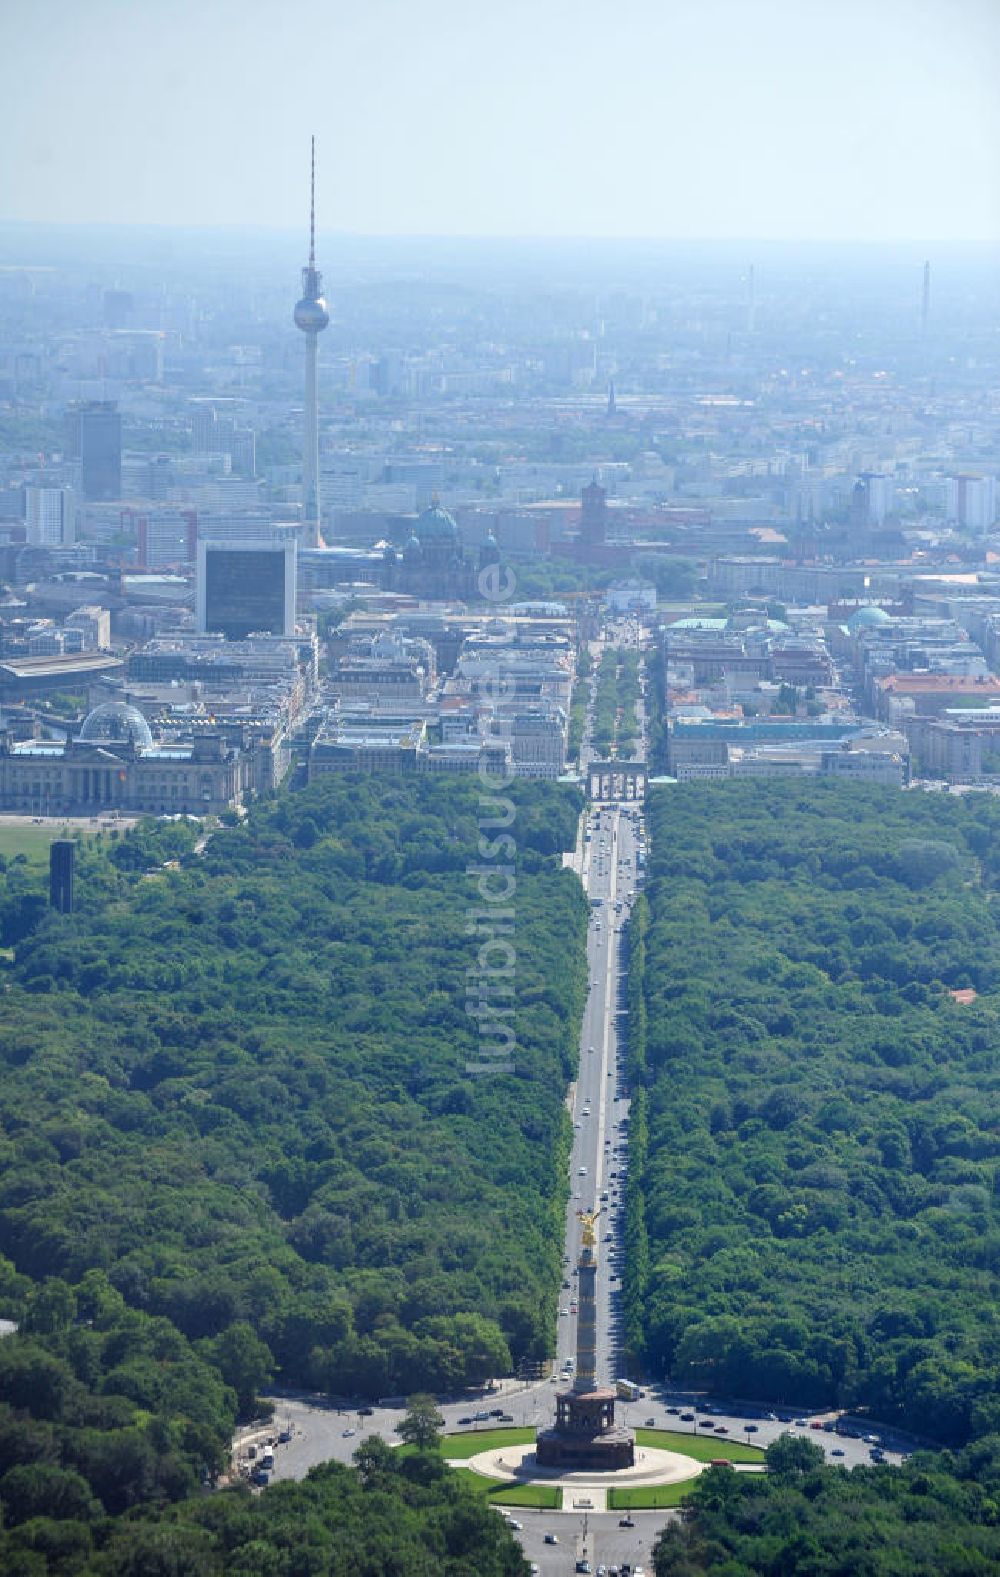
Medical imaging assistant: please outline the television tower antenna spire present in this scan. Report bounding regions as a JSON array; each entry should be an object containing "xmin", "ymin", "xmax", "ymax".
[{"xmin": 310, "ymin": 134, "xmax": 316, "ymax": 268}]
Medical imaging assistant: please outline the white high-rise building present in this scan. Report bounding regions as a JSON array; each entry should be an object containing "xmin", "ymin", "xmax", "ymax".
[
  {"xmin": 947, "ymin": 475, "xmax": 997, "ymax": 534},
  {"xmin": 863, "ymin": 473, "xmax": 894, "ymax": 525},
  {"xmin": 65, "ymin": 605, "xmax": 112, "ymax": 650},
  {"xmin": 25, "ymin": 485, "xmax": 76, "ymax": 546}
]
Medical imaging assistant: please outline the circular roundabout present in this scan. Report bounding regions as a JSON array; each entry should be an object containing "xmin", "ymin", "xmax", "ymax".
[{"xmin": 450, "ymin": 1436, "xmax": 709, "ymax": 1512}]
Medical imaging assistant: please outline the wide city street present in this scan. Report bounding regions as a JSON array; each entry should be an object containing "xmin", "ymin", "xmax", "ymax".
[{"xmin": 251, "ymin": 621, "xmax": 908, "ymax": 1575}]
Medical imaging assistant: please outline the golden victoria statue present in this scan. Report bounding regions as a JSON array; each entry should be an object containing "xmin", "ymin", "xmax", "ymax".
[{"xmin": 577, "ymin": 1207, "xmax": 601, "ymax": 1249}]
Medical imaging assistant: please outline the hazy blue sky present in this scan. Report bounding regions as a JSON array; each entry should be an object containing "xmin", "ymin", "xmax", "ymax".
[{"xmin": 2, "ymin": 0, "xmax": 999, "ymax": 241}]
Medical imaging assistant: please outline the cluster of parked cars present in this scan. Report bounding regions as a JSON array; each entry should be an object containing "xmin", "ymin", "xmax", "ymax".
[
  {"xmin": 242, "ymin": 1427, "xmax": 293, "ymax": 1487},
  {"xmin": 569, "ymin": 1560, "xmax": 645, "ymax": 1576},
  {"xmin": 657, "ymin": 1402, "xmax": 893, "ymax": 1461}
]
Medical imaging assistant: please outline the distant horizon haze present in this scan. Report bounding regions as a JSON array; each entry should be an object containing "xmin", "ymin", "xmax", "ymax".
[
  {"xmin": 2, "ymin": 222, "xmax": 999, "ymax": 246},
  {"xmin": 3, "ymin": 224, "xmax": 998, "ymax": 307},
  {"xmin": 1, "ymin": 0, "xmax": 998, "ymax": 243}
]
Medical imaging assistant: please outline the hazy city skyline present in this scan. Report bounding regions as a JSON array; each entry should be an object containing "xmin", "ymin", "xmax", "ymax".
[{"xmin": 2, "ymin": 0, "xmax": 999, "ymax": 242}]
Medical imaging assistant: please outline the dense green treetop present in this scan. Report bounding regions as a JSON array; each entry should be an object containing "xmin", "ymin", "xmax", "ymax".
[
  {"xmin": 591, "ymin": 647, "xmax": 639, "ymax": 759},
  {"xmin": 397, "ymin": 1393, "xmax": 446, "ymax": 1453},
  {"xmin": 653, "ymin": 1435, "xmax": 1000, "ymax": 1576},
  {"xmin": 1, "ymin": 1446, "xmax": 528, "ymax": 1576},
  {"xmin": 631, "ymin": 780, "xmax": 1000, "ymax": 1445},
  {"xmin": 0, "ymin": 775, "xmax": 585, "ymax": 1561}
]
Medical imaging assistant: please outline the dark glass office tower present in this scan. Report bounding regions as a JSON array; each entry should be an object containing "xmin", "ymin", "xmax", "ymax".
[
  {"xmin": 67, "ymin": 401, "xmax": 122, "ymax": 501},
  {"xmin": 203, "ymin": 548, "xmax": 288, "ymax": 639},
  {"xmin": 196, "ymin": 526, "xmax": 297, "ymax": 640},
  {"xmin": 50, "ymin": 840, "xmax": 75, "ymax": 914}
]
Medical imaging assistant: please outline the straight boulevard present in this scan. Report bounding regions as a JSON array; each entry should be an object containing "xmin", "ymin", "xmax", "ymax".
[{"xmin": 251, "ymin": 621, "xmax": 904, "ymax": 1573}]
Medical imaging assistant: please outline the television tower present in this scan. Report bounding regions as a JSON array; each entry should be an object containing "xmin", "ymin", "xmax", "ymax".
[
  {"xmin": 294, "ymin": 137, "xmax": 329, "ymax": 549},
  {"xmin": 921, "ymin": 260, "xmax": 931, "ymax": 336}
]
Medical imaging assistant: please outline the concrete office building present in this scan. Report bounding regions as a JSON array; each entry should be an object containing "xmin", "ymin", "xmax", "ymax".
[
  {"xmin": 856, "ymin": 473, "xmax": 894, "ymax": 526},
  {"xmin": 65, "ymin": 605, "xmax": 111, "ymax": 650},
  {"xmin": 308, "ymin": 720, "xmax": 510, "ymax": 779},
  {"xmin": 329, "ymin": 631, "xmax": 434, "ymax": 705},
  {"xmin": 190, "ymin": 401, "xmax": 256, "ymax": 477},
  {"xmin": 195, "ymin": 513, "xmax": 280, "ymax": 543},
  {"xmin": 25, "ymin": 486, "xmax": 75, "ymax": 547},
  {"xmin": 948, "ymin": 474, "xmax": 997, "ymax": 533},
  {"xmin": 495, "ymin": 705, "xmax": 568, "ymax": 778},
  {"xmin": 196, "ymin": 526, "xmax": 298, "ymax": 640},
  {"xmin": 309, "ymin": 721, "xmax": 424, "ymax": 776},
  {"xmin": 28, "ymin": 623, "xmax": 83, "ymax": 657},
  {"xmin": 129, "ymin": 508, "xmax": 199, "ymax": 569}
]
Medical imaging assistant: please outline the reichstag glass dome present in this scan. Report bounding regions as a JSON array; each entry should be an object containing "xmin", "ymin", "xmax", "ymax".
[{"xmin": 78, "ymin": 702, "xmax": 153, "ymax": 752}]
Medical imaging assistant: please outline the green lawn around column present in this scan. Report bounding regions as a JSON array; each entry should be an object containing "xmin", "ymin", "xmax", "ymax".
[
  {"xmin": 488, "ymin": 1482, "xmax": 563, "ymax": 1508},
  {"xmin": 608, "ymin": 1481, "xmax": 697, "ymax": 1510},
  {"xmin": 441, "ymin": 1427, "xmax": 537, "ymax": 1459},
  {"xmin": 634, "ymin": 1428, "xmax": 764, "ymax": 1462}
]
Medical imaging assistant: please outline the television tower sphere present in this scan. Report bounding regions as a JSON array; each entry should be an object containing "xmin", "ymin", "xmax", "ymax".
[{"xmin": 294, "ymin": 294, "xmax": 329, "ymax": 333}]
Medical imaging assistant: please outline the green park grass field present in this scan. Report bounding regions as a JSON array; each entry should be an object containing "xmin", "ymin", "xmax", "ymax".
[
  {"xmin": 607, "ymin": 1480, "xmax": 697, "ymax": 1510},
  {"xmin": 634, "ymin": 1428, "xmax": 764, "ymax": 1462},
  {"xmin": 486, "ymin": 1481, "xmax": 562, "ymax": 1509},
  {"xmin": 0, "ymin": 822, "xmax": 75, "ymax": 866},
  {"xmin": 441, "ymin": 1427, "xmax": 536, "ymax": 1460},
  {"xmin": 440, "ymin": 1432, "xmax": 562, "ymax": 1508}
]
